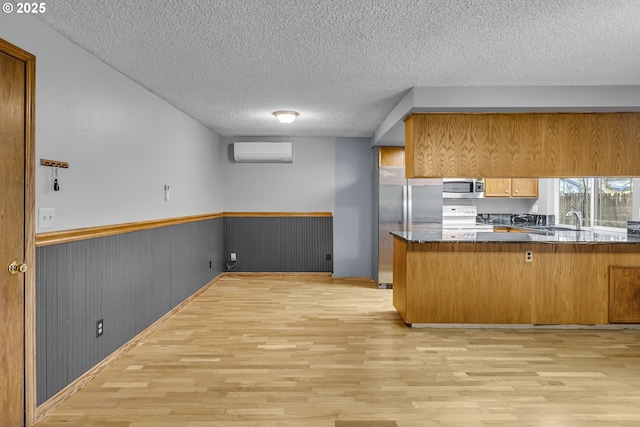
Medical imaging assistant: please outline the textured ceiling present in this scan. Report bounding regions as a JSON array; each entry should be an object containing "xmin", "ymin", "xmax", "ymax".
[{"xmin": 37, "ymin": 0, "xmax": 640, "ymax": 138}]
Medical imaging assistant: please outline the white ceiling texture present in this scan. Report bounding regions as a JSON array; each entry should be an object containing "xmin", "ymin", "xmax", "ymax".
[{"xmin": 37, "ymin": 1, "xmax": 640, "ymax": 143}]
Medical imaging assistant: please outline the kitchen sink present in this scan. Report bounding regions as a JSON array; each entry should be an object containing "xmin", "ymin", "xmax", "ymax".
[
  {"xmin": 517, "ymin": 225, "xmax": 579, "ymax": 232},
  {"xmin": 520, "ymin": 226, "xmax": 626, "ymax": 241}
]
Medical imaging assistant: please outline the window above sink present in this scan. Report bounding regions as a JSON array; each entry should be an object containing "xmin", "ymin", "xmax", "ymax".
[{"xmin": 557, "ymin": 178, "xmax": 633, "ymax": 231}]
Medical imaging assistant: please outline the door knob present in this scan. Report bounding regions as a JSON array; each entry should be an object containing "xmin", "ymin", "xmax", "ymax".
[{"xmin": 8, "ymin": 261, "xmax": 28, "ymax": 275}]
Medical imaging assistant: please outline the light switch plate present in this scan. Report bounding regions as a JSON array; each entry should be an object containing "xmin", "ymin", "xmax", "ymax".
[{"xmin": 39, "ymin": 208, "xmax": 56, "ymax": 229}]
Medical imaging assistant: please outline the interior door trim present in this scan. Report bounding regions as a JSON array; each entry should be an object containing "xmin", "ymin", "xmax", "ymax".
[{"xmin": 0, "ymin": 37, "xmax": 36, "ymax": 427}]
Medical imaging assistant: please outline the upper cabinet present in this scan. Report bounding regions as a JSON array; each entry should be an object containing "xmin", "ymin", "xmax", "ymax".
[
  {"xmin": 379, "ymin": 147, "xmax": 404, "ymax": 167},
  {"xmin": 485, "ymin": 178, "xmax": 538, "ymax": 198},
  {"xmin": 404, "ymin": 112, "xmax": 640, "ymax": 178}
]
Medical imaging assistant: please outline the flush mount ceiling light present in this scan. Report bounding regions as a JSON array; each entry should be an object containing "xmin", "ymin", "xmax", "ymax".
[{"xmin": 273, "ymin": 110, "xmax": 299, "ymax": 124}]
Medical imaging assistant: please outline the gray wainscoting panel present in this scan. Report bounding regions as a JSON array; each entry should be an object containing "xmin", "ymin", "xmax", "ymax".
[
  {"xmin": 35, "ymin": 217, "xmax": 223, "ymax": 404},
  {"xmin": 223, "ymin": 216, "xmax": 333, "ymax": 272}
]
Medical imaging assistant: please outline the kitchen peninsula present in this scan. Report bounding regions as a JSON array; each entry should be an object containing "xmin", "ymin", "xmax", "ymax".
[{"xmin": 392, "ymin": 229, "xmax": 640, "ymax": 326}]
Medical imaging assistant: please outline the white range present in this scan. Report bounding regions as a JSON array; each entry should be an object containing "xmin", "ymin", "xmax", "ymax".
[{"xmin": 442, "ymin": 205, "xmax": 494, "ymax": 240}]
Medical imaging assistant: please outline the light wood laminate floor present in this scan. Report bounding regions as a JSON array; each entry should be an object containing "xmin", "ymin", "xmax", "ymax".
[{"xmin": 35, "ymin": 275, "xmax": 640, "ymax": 427}]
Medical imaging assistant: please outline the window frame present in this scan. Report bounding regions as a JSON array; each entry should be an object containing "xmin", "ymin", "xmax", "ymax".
[{"xmin": 554, "ymin": 177, "xmax": 632, "ymax": 233}]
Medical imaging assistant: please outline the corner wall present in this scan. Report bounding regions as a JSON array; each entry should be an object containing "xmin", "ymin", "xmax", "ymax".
[
  {"xmin": 334, "ymin": 138, "xmax": 374, "ymax": 277},
  {"xmin": 220, "ymin": 136, "xmax": 374, "ymax": 278},
  {"xmin": 221, "ymin": 137, "xmax": 335, "ymax": 213},
  {"xmin": 0, "ymin": 14, "xmax": 224, "ymax": 232},
  {"xmin": 1, "ymin": 14, "xmax": 228, "ymax": 408},
  {"xmin": 35, "ymin": 218, "xmax": 223, "ymax": 404}
]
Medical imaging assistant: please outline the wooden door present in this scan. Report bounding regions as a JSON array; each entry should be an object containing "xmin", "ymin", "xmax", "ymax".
[
  {"xmin": 484, "ymin": 178, "xmax": 511, "ymax": 197},
  {"xmin": 379, "ymin": 147, "xmax": 404, "ymax": 167},
  {"xmin": 0, "ymin": 38, "xmax": 35, "ymax": 427},
  {"xmin": 609, "ymin": 266, "xmax": 640, "ymax": 323},
  {"xmin": 511, "ymin": 178, "xmax": 538, "ymax": 197}
]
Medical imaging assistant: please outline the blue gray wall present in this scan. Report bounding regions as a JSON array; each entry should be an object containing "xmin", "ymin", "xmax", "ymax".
[
  {"xmin": 221, "ymin": 137, "xmax": 335, "ymax": 213},
  {"xmin": 223, "ymin": 216, "xmax": 333, "ymax": 272},
  {"xmin": 35, "ymin": 218, "xmax": 223, "ymax": 404},
  {"xmin": 0, "ymin": 14, "xmax": 224, "ymax": 234},
  {"xmin": 334, "ymin": 138, "xmax": 374, "ymax": 278},
  {"xmin": 220, "ymin": 135, "xmax": 374, "ymax": 277}
]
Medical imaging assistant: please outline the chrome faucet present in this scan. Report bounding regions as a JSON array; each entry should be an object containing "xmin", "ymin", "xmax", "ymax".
[{"xmin": 565, "ymin": 209, "xmax": 582, "ymax": 230}]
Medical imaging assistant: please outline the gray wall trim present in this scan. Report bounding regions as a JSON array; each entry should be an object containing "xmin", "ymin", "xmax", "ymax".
[
  {"xmin": 223, "ymin": 216, "xmax": 333, "ymax": 273},
  {"xmin": 35, "ymin": 217, "xmax": 223, "ymax": 404}
]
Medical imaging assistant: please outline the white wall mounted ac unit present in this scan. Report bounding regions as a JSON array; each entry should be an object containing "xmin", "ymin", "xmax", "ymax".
[{"xmin": 233, "ymin": 142, "xmax": 293, "ymax": 163}]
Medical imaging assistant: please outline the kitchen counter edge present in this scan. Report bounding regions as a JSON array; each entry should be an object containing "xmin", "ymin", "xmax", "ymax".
[{"xmin": 391, "ymin": 230, "xmax": 640, "ymax": 244}]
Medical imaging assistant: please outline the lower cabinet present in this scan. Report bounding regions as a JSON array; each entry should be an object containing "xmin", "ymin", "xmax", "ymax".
[
  {"xmin": 393, "ymin": 240, "xmax": 640, "ymax": 325},
  {"xmin": 609, "ymin": 266, "xmax": 640, "ymax": 323}
]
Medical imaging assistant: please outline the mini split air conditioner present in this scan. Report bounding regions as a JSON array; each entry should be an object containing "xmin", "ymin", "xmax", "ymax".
[{"xmin": 233, "ymin": 142, "xmax": 293, "ymax": 163}]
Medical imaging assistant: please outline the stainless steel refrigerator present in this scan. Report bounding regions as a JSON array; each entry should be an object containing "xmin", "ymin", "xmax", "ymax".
[{"xmin": 375, "ymin": 165, "xmax": 442, "ymax": 287}]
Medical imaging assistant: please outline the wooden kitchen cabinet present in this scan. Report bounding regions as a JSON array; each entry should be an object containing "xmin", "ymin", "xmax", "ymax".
[
  {"xmin": 379, "ymin": 147, "xmax": 404, "ymax": 167},
  {"xmin": 512, "ymin": 178, "xmax": 538, "ymax": 197},
  {"xmin": 609, "ymin": 266, "xmax": 640, "ymax": 323},
  {"xmin": 393, "ymin": 240, "xmax": 640, "ymax": 325},
  {"xmin": 394, "ymin": 240, "xmax": 534, "ymax": 324},
  {"xmin": 484, "ymin": 178, "xmax": 538, "ymax": 198},
  {"xmin": 404, "ymin": 113, "xmax": 640, "ymax": 178},
  {"xmin": 484, "ymin": 178, "xmax": 511, "ymax": 197}
]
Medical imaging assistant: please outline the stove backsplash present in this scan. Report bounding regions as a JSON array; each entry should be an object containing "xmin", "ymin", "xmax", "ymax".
[{"xmin": 477, "ymin": 213, "xmax": 556, "ymax": 227}]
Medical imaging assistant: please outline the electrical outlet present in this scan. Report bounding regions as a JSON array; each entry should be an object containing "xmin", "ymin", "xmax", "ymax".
[
  {"xmin": 326, "ymin": 253, "xmax": 332, "ymax": 261},
  {"xmin": 96, "ymin": 319, "xmax": 104, "ymax": 338},
  {"xmin": 39, "ymin": 208, "xmax": 56, "ymax": 229},
  {"xmin": 230, "ymin": 253, "xmax": 237, "ymax": 261},
  {"xmin": 525, "ymin": 250, "xmax": 533, "ymax": 263},
  {"xmin": 532, "ymin": 204, "xmax": 538, "ymax": 213},
  {"xmin": 164, "ymin": 184, "xmax": 170, "ymax": 201}
]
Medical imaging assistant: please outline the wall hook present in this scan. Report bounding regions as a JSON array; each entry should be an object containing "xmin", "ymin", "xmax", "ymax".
[{"xmin": 40, "ymin": 158, "xmax": 69, "ymax": 169}]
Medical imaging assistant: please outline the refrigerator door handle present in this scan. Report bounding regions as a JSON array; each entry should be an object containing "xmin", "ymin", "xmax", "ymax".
[
  {"xmin": 402, "ymin": 184, "xmax": 407, "ymax": 232},
  {"xmin": 406, "ymin": 184, "xmax": 412, "ymax": 231}
]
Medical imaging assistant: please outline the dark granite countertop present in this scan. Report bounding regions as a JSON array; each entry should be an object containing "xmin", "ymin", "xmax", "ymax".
[{"xmin": 392, "ymin": 227, "xmax": 640, "ymax": 244}]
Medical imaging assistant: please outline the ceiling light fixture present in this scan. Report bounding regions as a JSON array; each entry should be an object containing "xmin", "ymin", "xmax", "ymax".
[{"xmin": 273, "ymin": 110, "xmax": 299, "ymax": 124}]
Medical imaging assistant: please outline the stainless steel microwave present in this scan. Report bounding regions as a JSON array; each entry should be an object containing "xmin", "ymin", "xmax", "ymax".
[{"xmin": 442, "ymin": 178, "xmax": 484, "ymax": 199}]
